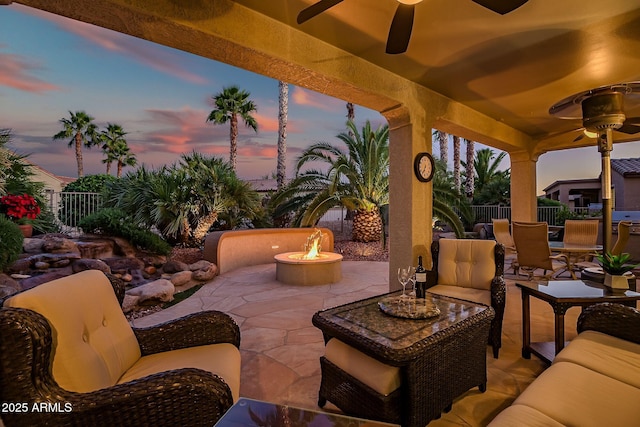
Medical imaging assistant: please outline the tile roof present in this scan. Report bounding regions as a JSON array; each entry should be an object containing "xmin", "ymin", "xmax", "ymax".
[{"xmin": 611, "ymin": 158, "xmax": 640, "ymax": 176}]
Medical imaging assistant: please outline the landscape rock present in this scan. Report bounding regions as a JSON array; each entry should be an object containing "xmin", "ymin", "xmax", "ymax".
[
  {"xmin": 51, "ymin": 259, "xmax": 71, "ymax": 268},
  {"xmin": 71, "ymin": 258, "xmax": 111, "ymax": 274},
  {"xmin": 8, "ymin": 258, "xmax": 32, "ymax": 274},
  {"xmin": 162, "ymin": 260, "xmax": 189, "ymax": 274},
  {"xmin": 42, "ymin": 237, "xmax": 79, "ymax": 254},
  {"xmin": 121, "ymin": 273, "xmax": 133, "ymax": 282},
  {"xmin": 191, "ymin": 262, "xmax": 217, "ymax": 281},
  {"xmin": 0, "ymin": 274, "xmax": 21, "ymax": 298},
  {"xmin": 189, "ymin": 260, "xmax": 212, "ymax": 271},
  {"xmin": 18, "ymin": 270, "xmax": 72, "ymax": 291},
  {"xmin": 28, "ymin": 252, "xmax": 81, "ymax": 265},
  {"xmin": 76, "ymin": 240, "xmax": 114, "ymax": 259},
  {"xmin": 126, "ymin": 278, "xmax": 174, "ymax": 304},
  {"xmin": 110, "ymin": 236, "xmax": 137, "ymax": 257},
  {"xmin": 23, "ymin": 238, "xmax": 44, "ymax": 253},
  {"xmin": 103, "ymin": 257, "xmax": 145, "ymax": 274},
  {"xmin": 122, "ymin": 294, "xmax": 140, "ymax": 313},
  {"xmin": 170, "ymin": 270, "xmax": 193, "ymax": 287},
  {"xmin": 34, "ymin": 261, "xmax": 50, "ymax": 270}
]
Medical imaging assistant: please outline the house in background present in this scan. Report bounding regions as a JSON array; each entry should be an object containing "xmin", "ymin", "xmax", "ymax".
[
  {"xmin": 22, "ymin": 160, "xmax": 76, "ymax": 209},
  {"xmin": 543, "ymin": 157, "xmax": 640, "ymax": 211}
]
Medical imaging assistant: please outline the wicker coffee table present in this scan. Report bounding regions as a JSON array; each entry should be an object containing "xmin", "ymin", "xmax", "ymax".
[{"xmin": 312, "ymin": 291, "xmax": 495, "ymax": 427}]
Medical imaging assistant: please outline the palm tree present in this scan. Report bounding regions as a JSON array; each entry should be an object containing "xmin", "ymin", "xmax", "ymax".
[
  {"xmin": 432, "ymin": 158, "xmax": 473, "ymax": 237},
  {"xmin": 100, "ymin": 123, "xmax": 127, "ymax": 175},
  {"xmin": 453, "ymin": 135, "xmax": 461, "ymax": 192},
  {"xmin": 346, "ymin": 102, "xmax": 355, "ymax": 138},
  {"xmin": 114, "ymin": 142, "xmax": 137, "ymax": 178},
  {"xmin": 435, "ymin": 130, "xmax": 448, "ymax": 163},
  {"xmin": 271, "ymin": 120, "xmax": 389, "ymax": 243},
  {"xmin": 206, "ymin": 85, "xmax": 258, "ymax": 170},
  {"xmin": 53, "ymin": 110, "xmax": 98, "ymax": 177},
  {"xmin": 465, "ymin": 138, "xmax": 475, "ymax": 200},
  {"xmin": 467, "ymin": 148, "xmax": 510, "ymax": 205},
  {"xmin": 277, "ymin": 81, "xmax": 288, "ymax": 190}
]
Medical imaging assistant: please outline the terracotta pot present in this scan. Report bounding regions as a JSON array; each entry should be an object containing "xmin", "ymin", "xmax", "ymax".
[{"xmin": 18, "ymin": 224, "xmax": 33, "ymax": 238}]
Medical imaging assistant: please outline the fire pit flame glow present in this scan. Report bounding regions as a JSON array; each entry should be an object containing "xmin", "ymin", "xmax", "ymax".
[{"xmin": 288, "ymin": 228, "xmax": 325, "ymax": 260}]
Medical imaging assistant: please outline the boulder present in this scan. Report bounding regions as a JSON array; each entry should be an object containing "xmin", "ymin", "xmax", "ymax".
[
  {"xmin": 162, "ymin": 260, "xmax": 189, "ymax": 274},
  {"xmin": 121, "ymin": 294, "xmax": 140, "ymax": 313},
  {"xmin": 71, "ymin": 258, "xmax": 111, "ymax": 274},
  {"xmin": 18, "ymin": 270, "xmax": 72, "ymax": 291},
  {"xmin": 170, "ymin": 270, "xmax": 193, "ymax": 287},
  {"xmin": 42, "ymin": 237, "xmax": 79, "ymax": 254},
  {"xmin": 103, "ymin": 257, "xmax": 145, "ymax": 274},
  {"xmin": 189, "ymin": 260, "xmax": 212, "ymax": 271},
  {"xmin": 110, "ymin": 236, "xmax": 137, "ymax": 257},
  {"xmin": 23, "ymin": 238, "xmax": 44, "ymax": 253},
  {"xmin": 126, "ymin": 279, "xmax": 174, "ymax": 304},
  {"xmin": 192, "ymin": 262, "xmax": 217, "ymax": 282},
  {"xmin": 75, "ymin": 240, "xmax": 114, "ymax": 259},
  {"xmin": 34, "ymin": 261, "xmax": 50, "ymax": 270},
  {"xmin": 7, "ymin": 258, "xmax": 32, "ymax": 274},
  {"xmin": 0, "ymin": 274, "xmax": 21, "ymax": 298}
]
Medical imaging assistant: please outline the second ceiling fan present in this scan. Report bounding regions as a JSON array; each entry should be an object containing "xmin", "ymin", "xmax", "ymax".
[{"xmin": 297, "ymin": 0, "xmax": 529, "ymax": 54}]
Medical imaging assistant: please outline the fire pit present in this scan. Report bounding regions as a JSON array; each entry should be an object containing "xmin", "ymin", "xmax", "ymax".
[{"xmin": 274, "ymin": 229, "xmax": 343, "ymax": 286}]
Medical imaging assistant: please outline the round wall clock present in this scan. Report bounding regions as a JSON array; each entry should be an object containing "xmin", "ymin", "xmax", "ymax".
[{"xmin": 414, "ymin": 152, "xmax": 435, "ymax": 182}]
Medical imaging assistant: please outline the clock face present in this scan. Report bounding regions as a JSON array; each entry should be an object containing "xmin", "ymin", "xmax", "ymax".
[{"xmin": 414, "ymin": 152, "xmax": 434, "ymax": 182}]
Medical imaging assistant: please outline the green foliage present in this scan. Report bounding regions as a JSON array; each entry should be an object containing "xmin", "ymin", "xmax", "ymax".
[
  {"xmin": 537, "ymin": 197, "xmax": 562, "ymax": 206},
  {"xmin": 555, "ymin": 205, "xmax": 580, "ymax": 224},
  {"xmin": 465, "ymin": 148, "xmax": 510, "ymax": 205},
  {"xmin": 0, "ymin": 216, "xmax": 23, "ymax": 272},
  {"xmin": 62, "ymin": 174, "xmax": 117, "ymax": 193},
  {"xmin": 105, "ymin": 153, "xmax": 261, "ymax": 245},
  {"xmin": 595, "ymin": 252, "xmax": 640, "ymax": 275},
  {"xmin": 432, "ymin": 158, "xmax": 472, "ymax": 237},
  {"xmin": 78, "ymin": 208, "xmax": 172, "ymax": 255}
]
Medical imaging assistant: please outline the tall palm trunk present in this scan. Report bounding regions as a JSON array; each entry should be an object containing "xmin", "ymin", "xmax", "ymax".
[
  {"xmin": 437, "ymin": 130, "xmax": 448, "ymax": 164},
  {"xmin": 74, "ymin": 132, "xmax": 84, "ymax": 177},
  {"xmin": 116, "ymin": 161, "xmax": 123, "ymax": 178},
  {"xmin": 105, "ymin": 161, "xmax": 112, "ymax": 175},
  {"xmin": 229, "ymin": 114, "xmax": 239, "ymax": 170},
  {"xmin": 277, "ymin": 81, "xmax": 288, "ymax": 190},
  {"xmin": 465, "ymin": 138, "xmax": 475, "ymax": 200},
  {"xmin": 352, "ymin": 208, "xmax": 382, "ymax": 242},
  {"xmin": 346, "ymin": 102, "xmax": 355, "ymax": 138},
  {"xmin": 193, "ymin": 212, "xmax": 219, "ymax": 242},
  {"xmin": 453, "ymin": 135, "xmax": 461, "ymax": 193}
]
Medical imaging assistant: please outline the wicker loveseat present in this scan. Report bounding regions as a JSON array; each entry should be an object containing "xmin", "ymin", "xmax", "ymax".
[
  {"xmin": 489, "ymin": 303, "xmax": 640, "ymax": 426},
  {"xmin": 0, "ymin": 270, "xmax": 241, "ymax": 427}
]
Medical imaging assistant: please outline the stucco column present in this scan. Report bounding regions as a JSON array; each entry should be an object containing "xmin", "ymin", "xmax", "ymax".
[
  {"xmin": 509, "ymin": 151, "xmax": 538, "ymax": 222},
  {"xmin": 387, "ymin": 106, "xmax": 433, "ymax": 291}
]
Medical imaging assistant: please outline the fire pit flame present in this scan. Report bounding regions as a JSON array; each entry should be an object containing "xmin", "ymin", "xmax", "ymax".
[{"xmin": 287, "ymin": 228, "xmax": 326, "ymax": 260}]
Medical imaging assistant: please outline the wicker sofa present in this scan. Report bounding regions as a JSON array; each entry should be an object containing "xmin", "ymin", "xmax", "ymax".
[
  {"xmin": 0, "ymin": 270, "xmax": 241, "ymax": 427},
  {"xmin": 488, "ymin": 303, "xmax": 640, "ymax": 426}
]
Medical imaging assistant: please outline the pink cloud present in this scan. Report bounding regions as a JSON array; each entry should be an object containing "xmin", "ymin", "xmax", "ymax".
[
  {"xmin": 25, "ymin": 8, "xmax": 208, "ymax": 85},
  {"xmin": 292, "ymin": 87, "xmax": 344, "ymax": 112},
  {"xmin": 0, "ymin": 53, "xmax": 60, "ymax": 93}
]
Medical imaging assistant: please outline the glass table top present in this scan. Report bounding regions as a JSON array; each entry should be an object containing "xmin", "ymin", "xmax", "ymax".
[{"xmin": 516, "ymin": 280, "xmax": 640, "ymax": 299}]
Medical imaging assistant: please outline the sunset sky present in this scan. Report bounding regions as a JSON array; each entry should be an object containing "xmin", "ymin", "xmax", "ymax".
[{"xmin": 2, "ymin": 3, "xmax": 639, "ymax": 194}]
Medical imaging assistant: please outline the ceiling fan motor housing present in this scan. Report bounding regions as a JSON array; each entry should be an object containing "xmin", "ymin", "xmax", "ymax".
[{"xmin": 581, "ymin": 92, "xmax": 626, "ymax": 130}]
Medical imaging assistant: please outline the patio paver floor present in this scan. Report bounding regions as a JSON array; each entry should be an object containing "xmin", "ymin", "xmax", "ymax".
[{"xmin": 130, "ymin": 261, "xmax": 587, "ymax": 426}]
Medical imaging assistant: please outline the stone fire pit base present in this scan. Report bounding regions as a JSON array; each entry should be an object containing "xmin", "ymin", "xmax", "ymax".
[{"xmin": 274, "ymin": 252, "xmax": 343, "ymax": 286}]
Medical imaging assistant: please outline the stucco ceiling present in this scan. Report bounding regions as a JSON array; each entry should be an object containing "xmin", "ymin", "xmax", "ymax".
[{"xmin": 235, "ymin": 0, "xmax": 640, "ymax": 146}]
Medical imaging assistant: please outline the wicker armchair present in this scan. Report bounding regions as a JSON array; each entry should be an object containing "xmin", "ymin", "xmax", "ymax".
[
  {"xmin": 0, "ymin": 270, "xmax": 241, "ymax": 427},
  {"xmin": 429, "ymin": 239, "xmax": 506, "ymax": 358}
]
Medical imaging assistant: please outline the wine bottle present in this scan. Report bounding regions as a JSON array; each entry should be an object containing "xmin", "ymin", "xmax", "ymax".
[{"xmin": 415, "ymin": 255, "xmax": 427, "ymax": 299}]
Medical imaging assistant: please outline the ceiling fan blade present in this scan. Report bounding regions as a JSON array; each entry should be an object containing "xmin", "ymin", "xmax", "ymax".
[
  {"xmin": 297, "ymin": 0, "xmax": 344, "ymax": 24},
  {"xmin": 616, "ymin": 120, "xmax": 640, "ymax": 134},
  {"xmin": 386, "ymin": 4, "xmax": 415, "ymax": 54},
  {"xmin": 573, "ymin": 133, "xmax": 585, "ymax": 142},
  {"xmin": 472, "ymin": 0, "xmax": 528, "ymax": 15}
]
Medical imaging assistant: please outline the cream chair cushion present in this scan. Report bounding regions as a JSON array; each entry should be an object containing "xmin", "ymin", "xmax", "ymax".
[
  {"xmin": 118, "ymin": 343, "xmax": 241, "ymax": 401},
  {"xmin": 437, "ymin": 239, "xmax": 496, "ymax": 291},
  {"xmin": 553, "ymin": 330, "xmax": 640, "ymax": 388},
  {"xmin": 488, "ymin": 404, "xmax": 565, "ymax": 427},
  {"xmin": 5, "ymin": 270, "xmax": 141, "ymax": 393},
  {"xmin": 325, "ymin": 338, "xmax": 401, "ymax": 396}
]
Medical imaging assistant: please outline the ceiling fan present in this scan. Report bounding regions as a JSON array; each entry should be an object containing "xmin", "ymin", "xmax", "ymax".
[
  {"xmin": 296, "ymin": 0, "xmax": 529, "ymax": 54},
  {"xmin": 549, "ymin": 82, "xmax": 640, "ymax": 137}
]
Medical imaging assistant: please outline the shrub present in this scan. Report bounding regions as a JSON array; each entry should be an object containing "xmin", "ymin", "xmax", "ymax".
[
  {"xmin": 79, "ymin": 208, "xmax": 172, "ymax": 255},
  {"xmin": 0, "ymin": 216, "xmax": 23, "ymax": 272}
]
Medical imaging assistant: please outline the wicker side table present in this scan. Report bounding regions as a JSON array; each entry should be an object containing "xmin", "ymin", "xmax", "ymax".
[{"xmin": 313, "ymin": 292, "xmax": 494, "ymax": 427}]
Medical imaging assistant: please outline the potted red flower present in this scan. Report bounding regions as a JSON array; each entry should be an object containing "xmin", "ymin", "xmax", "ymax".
[{"xmin": 0, "ymin": 193, "xmax": 41, "ymax": 237}]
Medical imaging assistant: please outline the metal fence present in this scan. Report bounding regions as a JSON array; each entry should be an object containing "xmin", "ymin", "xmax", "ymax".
[
  {"xmin": 48, "ymin": 191, "xmax": 103, "ymax": 235},
  {"xmin": 471, "ymin": 205, "xmax": 597, "ymax": 226}
]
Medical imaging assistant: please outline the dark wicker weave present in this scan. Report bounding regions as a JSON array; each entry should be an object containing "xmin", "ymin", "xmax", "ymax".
[
  {"xmin": 430, "ymin": 240, "xmax": 507, "ymax": 358},
  {"xmin": 313, "ymin": 293, "xmax": 494, "ymax": 427},
  {"xmin": 0, "ymin": 275, "xmax": 240, "ymax": 427},
  {"xmin": 577, "ymin": 302, "xmax": 640, "ymax": 345}
]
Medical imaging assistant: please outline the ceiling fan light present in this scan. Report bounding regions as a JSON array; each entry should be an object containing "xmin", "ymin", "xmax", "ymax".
[
  {"xmin": 397, "ymin": 0, "xmax": 422, "ymax": 4},
  {"xmin": 584, "ymin": 130, "xmax": 598, "ymax": 139}
]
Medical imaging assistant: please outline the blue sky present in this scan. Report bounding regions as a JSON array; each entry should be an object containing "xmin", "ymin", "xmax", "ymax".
[{"xmin": 2, "ymin": 3, "xmax": 638, "ymax": 194}]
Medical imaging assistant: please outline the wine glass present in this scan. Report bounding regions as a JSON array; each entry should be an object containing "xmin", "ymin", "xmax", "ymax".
[{"xmin": 397, "ymin": 266, "xmax": 415, "ymax": 300}]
